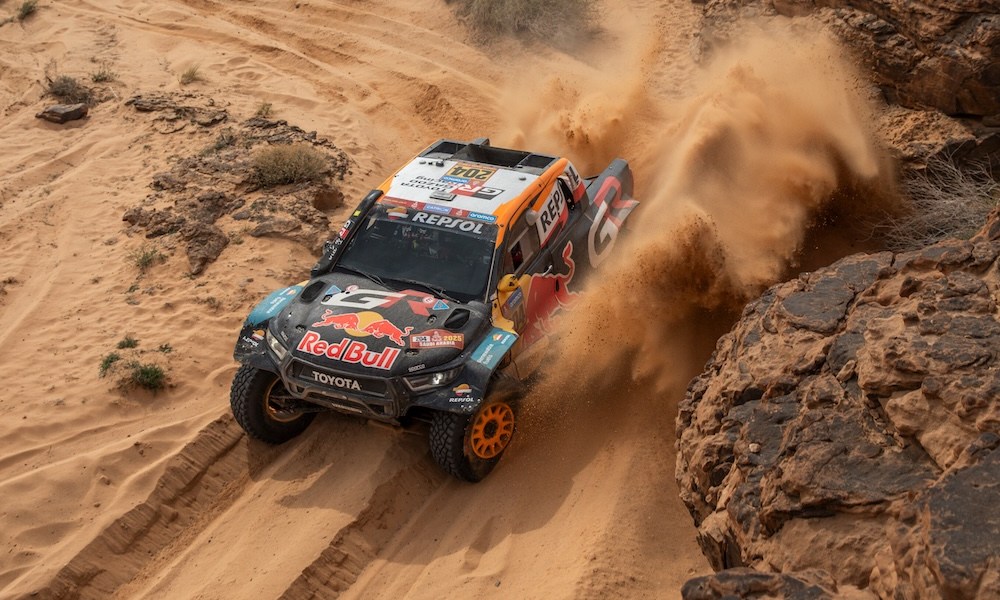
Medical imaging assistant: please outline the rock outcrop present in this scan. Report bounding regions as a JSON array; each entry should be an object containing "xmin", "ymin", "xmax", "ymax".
[
  {"xmin": 121, "ymin": 93, "xmax": 350, "ymax": 274},
  {"xmin": 676, "ymin": 208, "xmax": 1000, "ymax": 597},
  {"xmin": 696, "ymin": 0, "xmax": 1000, "ymax": 118}
]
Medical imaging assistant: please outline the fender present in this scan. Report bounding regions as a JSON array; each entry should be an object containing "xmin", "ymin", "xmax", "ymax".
[
  {"xmin": 411, "ymin": 327, "xmax": 519, "ymax": 415},
  {"xmin": 233, "ymin": 282, "xmax": 305, "ymax": 362}
]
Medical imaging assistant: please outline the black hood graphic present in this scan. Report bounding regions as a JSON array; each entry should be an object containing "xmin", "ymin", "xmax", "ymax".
[{"xmin": 269, "ymin": 273, "xmax": 488, "ymax": 377}]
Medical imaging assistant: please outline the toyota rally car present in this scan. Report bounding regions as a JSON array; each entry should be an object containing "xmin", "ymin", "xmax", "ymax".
[{"xmin": 231, "ymin": 138, "xmax": 638, "ymax": 481}]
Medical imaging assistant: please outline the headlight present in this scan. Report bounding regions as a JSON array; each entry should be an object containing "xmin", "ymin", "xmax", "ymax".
[
  {"xmin": 403, "ymin": 366, "xmax": 462, "ymax": 393},
  {"xmin": 265, "ymin": 329, "xmax": 288, "ymax": 361}
]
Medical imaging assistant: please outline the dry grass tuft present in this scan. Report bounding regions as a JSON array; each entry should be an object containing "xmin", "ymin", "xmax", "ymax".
[
  {"xmin": 250, "ymin": 144, "xmax": 327, "ymax": 187},
  {"xmin": 47, "ymin": 75, "xmax": 93, "ymax": 105},
  {"xmin": 881, "ymin": 155, "xmax": 999, "ymax": 252},
  {"xmin": 179, "ymin": 64, "xmax": 203, "ymax": 85}
]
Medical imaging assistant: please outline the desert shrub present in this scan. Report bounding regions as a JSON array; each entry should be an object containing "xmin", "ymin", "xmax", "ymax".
[
  {"xmin": 127, "ymin": 362, "xmax": 167, "ymax": 391},
  {"xmin": 90, "ymin": 66, "xmax": 118, "ymax": 83},
  {"xmin": 17, "ymin": 0, "xmax": 37, "ymax": 21},
  {"xmin": 99, "ymin": 352, "xmax": 121, "ymax": 377},
  {"xmin": 882, "ymin": 156, "xmax": 999, "ymax": 252},
  {"xmin": 128, "ymin": 245, "xmax": 164, "ymax": 273},
  {"xmin": 117, "ymin": 334, "xmax": 139, "ymax": 349},
  {"xmin": 251, "ymin": 144, "xmax": 327, "ymax": 187},
  {"xmin": 179, "ymin": 64, "xmax": 203, "ymax": 85},
  {"xmin": 448, "ymin": 0, "xmax": 597, "ymax": 43},
  {"xmin": 48, "ymin": 75, "xmax": 93, "ymax": 105}
]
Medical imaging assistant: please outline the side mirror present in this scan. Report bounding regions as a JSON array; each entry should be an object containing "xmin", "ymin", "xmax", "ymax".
[{"xmin": 498, "ymin": 274, "xmax": 519, "ymax": 293}]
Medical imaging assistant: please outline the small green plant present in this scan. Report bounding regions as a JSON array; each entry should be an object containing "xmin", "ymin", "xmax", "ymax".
[
  {"xmin": 250, "ymin": 144, "xmax": 327, "ymax": 187},
  {"xmin": 158, "ymin": 343, "xmax": 173, "ymax": 354},
  {"xmin": 17, "ymin": 0, "xmax": 38, "ymax": 21},
  {"xmin": 254, "ymin": 102, "xmax": 273, "ymax": 118},
  {"xmin": 126, "ymin": 362, "xmax": 167, "ymax": 391},
  {"xmin": 128, "ymin": 245, "xmax": 164, "ymax": 273},
  {"xmin": 99, "ymin": 352, "xmax": 121, "ymax": 378},
  {"xmin": 179, "ymin": 64, "xmax": 203, "ymax": 85},
  {"xmin": 117, "ymin": 334, "xmax": 139, "ymax": 349},
  {"xmin": 90, "ymin": 66, "xmax": 118, "ymax": 83},
  {"xmin": 47, "ymin": 75, "xmax": 93, "ymax": 105}
]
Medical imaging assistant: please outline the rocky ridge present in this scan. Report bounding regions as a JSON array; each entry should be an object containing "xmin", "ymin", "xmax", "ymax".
[
  {"xmin": 676, "ymin": 208, "xmax": 1000, "ymax": 598},
  {"xmin": 693, "ymin": 0, "xmax": 1000, "ymax": 168},
  {"xmin": 121, "ymin": 93, "xmax": 350, "ymax": 274}
]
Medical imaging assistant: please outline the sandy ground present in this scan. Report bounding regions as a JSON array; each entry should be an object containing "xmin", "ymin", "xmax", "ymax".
[
  {"xmin": 0, "ymin": 0, "xmax": 720, "ymax": 598},
  {"xmin": 0, "ymin": 1, "xmax": 732, "ymax": 598}
]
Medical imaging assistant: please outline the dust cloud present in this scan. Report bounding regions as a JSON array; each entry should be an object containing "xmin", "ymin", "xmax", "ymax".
[{"xmin": 512, "ymin": 25, "xmax": 896, "ymax": 396}]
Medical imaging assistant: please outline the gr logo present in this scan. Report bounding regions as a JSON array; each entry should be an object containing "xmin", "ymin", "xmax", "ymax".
[{"xmin": 322, "ymin": 289, "xmax": 406, "ymax": 309}]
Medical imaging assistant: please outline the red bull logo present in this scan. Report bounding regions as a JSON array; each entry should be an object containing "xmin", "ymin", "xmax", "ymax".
[
  {"xmin": 296, "ymin": 332, "xmax": 399, "ymax": 370},
  {"xmin": 313, "ymin": 310, "xmax": 361, "ymax": 330},
  {"xmin": 362, "ymin": 319, "xmax": 412, "ymax": 346},
  {"xmin": 310, "ymin": 310, "xmax": 412, "ymax": 347}
]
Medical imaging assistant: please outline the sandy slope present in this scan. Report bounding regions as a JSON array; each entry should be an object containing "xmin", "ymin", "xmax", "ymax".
[
  {"xmin": 0, "ymin": 0, "xmax": 723, "ymax": 598},
  {"xmin": 0, "ymin": 0, "xmax": 900, "ymax": 598}
]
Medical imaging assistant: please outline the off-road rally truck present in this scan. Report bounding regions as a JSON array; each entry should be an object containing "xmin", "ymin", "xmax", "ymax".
[{"xmin": 231, "ymin": 138, "xmax": 638, "ymax": 481}]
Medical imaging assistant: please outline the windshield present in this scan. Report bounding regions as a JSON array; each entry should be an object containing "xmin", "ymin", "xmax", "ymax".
[{"xmin": 336, "ymin": 204, "xmax": 498, "ymax": 302}]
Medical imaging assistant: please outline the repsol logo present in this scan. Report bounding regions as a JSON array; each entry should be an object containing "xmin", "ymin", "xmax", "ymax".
[
  {"xmin": 311, "ymin": 371, "xmax": 362, "ymax": 391},
  {"xmin": 412, "ymin": 212, "xmax": 484, "ymax": 233}
]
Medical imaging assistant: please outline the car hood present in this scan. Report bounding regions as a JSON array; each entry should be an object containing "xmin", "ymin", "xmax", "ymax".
[{"xmin": 269, "ymin": 273, "xmax": 488, "ymax": 377}]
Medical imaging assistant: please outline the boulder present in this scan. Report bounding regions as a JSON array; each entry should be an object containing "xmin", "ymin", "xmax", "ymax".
[
  {"xmin": 35, "ymin": 104, "xmax": 89, "ymax": 124},
  {"xmin": 676, "ymin": 207, "xmax": 1000, "ymax": 596}
]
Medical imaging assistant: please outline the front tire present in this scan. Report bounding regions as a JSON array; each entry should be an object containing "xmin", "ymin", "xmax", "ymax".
[
  {"xmin": 429, "ymin": 395, "xmax": 517, "ymax": 482},
  {"xmin": 230, "ymin": 364, "xmax": 315, "ymax": 443}
]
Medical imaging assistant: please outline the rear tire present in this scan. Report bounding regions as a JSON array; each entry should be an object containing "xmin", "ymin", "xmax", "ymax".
[
  {"xmin": 429, "ymin": 393, "xmax": 517, "ymax": 482},
  {"xmin": 230, "ymin": 364, "xmax": 315, "ymax": 443}
]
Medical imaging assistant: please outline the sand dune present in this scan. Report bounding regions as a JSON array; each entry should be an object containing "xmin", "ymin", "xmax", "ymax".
[{"xmin": 0, "ymin": 0, "xmax": 889, "ymax": 598}]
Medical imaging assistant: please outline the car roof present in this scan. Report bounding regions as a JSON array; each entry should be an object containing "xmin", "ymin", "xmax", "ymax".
[{"xmin": 374, "ymin": 139, "xmax": 567, "ymax": 229}]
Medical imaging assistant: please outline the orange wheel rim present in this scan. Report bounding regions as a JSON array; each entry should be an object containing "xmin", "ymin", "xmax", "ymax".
[
  {"xmin": 264, "ymin": 379, "xmax": 299, "ymax": 423},
  {"xmin": 469, "ymin": 402, "xmax": 514, "ymax": 460}
]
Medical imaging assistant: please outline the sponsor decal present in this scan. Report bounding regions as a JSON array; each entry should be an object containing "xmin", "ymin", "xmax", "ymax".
[
  {"xmin": 387, "ymin": 206, "xmax": 409, "ymax": 219},
  {"xmin": 296, "ymin": 331, "xmax": 400, "ymax": 370},
  {"xmin": 352, "ymin": 209, "xmax": 361, "ymax": 216},
  {"xmin": 468, "ymin": 211, "xmax": 498, "ymax": 223},
  {"xmin": 246, "ymin": 284, "xmax": 304, "ymax": 325},
  {"xmin": 323, "ymin": 283, "xmax": 342, "ymax": 298},
  {"xmin": 422, "ymin": 203, "xmax": 453, "ymax": 215},
  {"xmin": 312, "ymin": 309, "xmax": 413, "ymax": 346},
  {"xmin": 503, "ymin": 287, "xmax": 524, "ymax": 312},
  {"xmin": 400, "ymin": 175, "xmax": 454, "ymax": 193},
  {"xmin": 535, "ymin": 183, "xmax": 568, "ymax": 244},
  {"xmin": 521, "ymin": 242, "xmax": 579, "ymax": 346},
  {"xmin": 471, "ymin": 328, "xmax": 518, "ymax": 369},
  {"xmin": 563, "ymin": 164, "xmax": 585, "ymax": 201},
  {"xmin": 441, "ymin": 163, "xmax": 496, "ymax": 185},
  {"xmin": 452, "ymin": 182, "xmax": 504, "ymax": 200},
  {"xmin": 588, "ymin": 175, "xmax": 634, "ymax": 268},
  {"xmin": 324, "ymin": 287, "xmax": 445, "ymax": 317},
  {"xmin": 449, "ymin": 397, "xmax": 477, "ymax": 403},
  {"xmin": 407, "ymin": 363, "xmax": 427, "ymax": 373},
  {"xmin": 240, "ymin": 329, "xmax": 264, "ymax": 348},
  {"xmin": 410, "ymin": 329, "xmax": 464, "ymax": 350},
  {"xmin": 324, "ymin": 289, "xmax": 406, "ymax": 310},
  {"xmin": 310, "ymin": 371, "xmax": 362, "ymax": 391},
  {"xmin": 453, "ymin": 383, "xmax": 472, "ymax": 396},
  {"xmin": 411, "ymin": 212, "xmax": 485, "ymax": 233}
]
